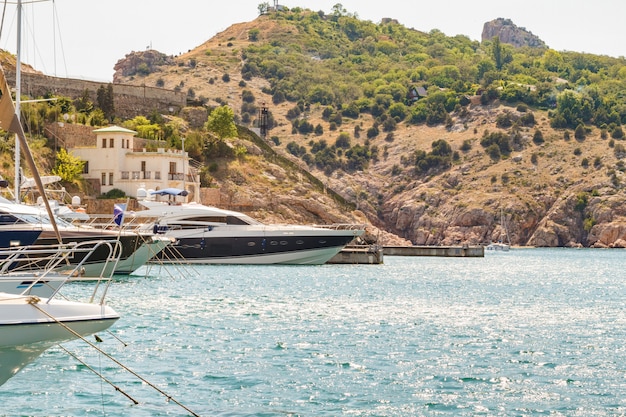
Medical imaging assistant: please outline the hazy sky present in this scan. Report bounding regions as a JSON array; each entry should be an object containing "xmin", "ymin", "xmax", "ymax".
[{"xmin": 1, "ymin": 0, "xmax": 624, "ymax": 82}]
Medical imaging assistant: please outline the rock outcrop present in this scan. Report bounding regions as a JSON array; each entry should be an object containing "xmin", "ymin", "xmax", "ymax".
[
  {"xmin": 482, "ymin": 18, "xmax": 546, "ymax": 49},
  {"xmin": 113, "ymin": 50, "xmax": 175, "ymax": 82}
]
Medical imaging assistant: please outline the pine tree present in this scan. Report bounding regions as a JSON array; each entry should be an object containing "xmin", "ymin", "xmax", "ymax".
[{"xmin": 96, "ymin": 84, "xmax": 115, "ymax": 121}]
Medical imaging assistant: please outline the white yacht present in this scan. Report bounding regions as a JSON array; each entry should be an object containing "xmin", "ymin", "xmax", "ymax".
[
  {"xmin": 0, "ymin": 239, "xmax": 124, "ymax": 297},
  {"xmin": 133, "ymin": 188, "xmax": 364, "ymax": 265},
  {"xmin": 0, "ymin": 197, "xmax": 170, "ymax": 276},
  {"xmin": 0, "ymin": 288, "xmax": 119, "ymax": 386}
]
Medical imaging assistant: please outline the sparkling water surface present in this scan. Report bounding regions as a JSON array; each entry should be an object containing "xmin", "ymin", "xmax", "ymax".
[{"xmin": 2, "ymin": 248, "xmax": 626, "ymax": 416}]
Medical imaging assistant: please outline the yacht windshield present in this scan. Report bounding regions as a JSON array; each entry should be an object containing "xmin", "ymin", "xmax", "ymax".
[
  {"xmin": 11, "ymin": 212, "xmax": 72, "ymax": 227},
  {"xmin": 0, "ymin": 214, "xmax": 25, "ymax": 225},
  {"xmin": 226, "ymin": 215, "xmax": 261, "ymax": 225}
]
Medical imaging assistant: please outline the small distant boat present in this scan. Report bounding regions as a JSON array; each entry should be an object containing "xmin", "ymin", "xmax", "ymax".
[
  {"xmin": 486, "ymin": 241, "xmax": 510, "ymax": 252},
  {"xmin": 486, "ymin": 208, "xmax": 511, "ymax": 252}
]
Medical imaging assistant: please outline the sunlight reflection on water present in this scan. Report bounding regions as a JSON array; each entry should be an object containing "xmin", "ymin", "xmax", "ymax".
[{"xmin": 2, "ymin": 249, "xmax": 626, "ymax": 416}]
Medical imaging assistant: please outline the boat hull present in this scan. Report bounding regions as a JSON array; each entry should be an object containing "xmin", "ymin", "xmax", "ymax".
[
  {"xmin": 153, "ymin": 232, "xmax": 359, "ymax": 265},
  {"xmin": 36, "ymin": 232, "xmax": 154, "ymax": 276},
  {"xmin": 0, "ymin": 230, "xmax": 41, "ymax": 248},
  {"xmin": 0, "ymin": 295, "xmax": 119, "ymax": 386},
  {"xmin": 112, "ymin": 235, "xmax": 172, "ymax": 274}
]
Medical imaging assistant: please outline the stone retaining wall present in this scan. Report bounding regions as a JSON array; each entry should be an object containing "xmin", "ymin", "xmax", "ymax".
[{"xmin": 7, "ymin": 71, "xmax": 186, "ymax": 120}]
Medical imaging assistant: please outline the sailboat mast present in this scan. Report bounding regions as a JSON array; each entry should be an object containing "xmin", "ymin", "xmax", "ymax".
[{"xmin": 14, "ymin": 0, "xmax": 22, "ymax": 202}]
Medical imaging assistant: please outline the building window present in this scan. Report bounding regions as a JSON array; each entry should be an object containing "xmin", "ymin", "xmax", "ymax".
[
  {"xmin": 109, "ymin": 138, "xmax": 114, "ymax": 148},
  {"xmin": 109, "ymin": 172, "xmax": 114, "ymax": 185},
  {"xmin": 101, "ymin": 172, "xmax": 106, "ymax": 186},
  {"xmin": 126, "ymin": 139, "xmax": 130, "ymax": 148},
  {"xmin": 83, "ymin": 161, "xmax": 89, "ymax": 174},
  {"xmin": 169, "ymin": 162, "xmax": 176, "ymax": 174},
  {"xmin": 155, "ymin": 171, "xmax": 161, "ymax": 180},
  {"xmin": 141, "ymin": 161, "xmax": 146, "ymax": 172},
  {"xmin": 102, "ymin": 138, "xmax": 106, "ymax": 148}
]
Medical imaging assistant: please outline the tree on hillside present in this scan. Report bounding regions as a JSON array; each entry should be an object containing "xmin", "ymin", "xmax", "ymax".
[
  {"xmin": 96, "ymin": 84, "xmax": 115, "ymax": 121},
  {"xmin": 52, "ymin": 148, "xmax": 85, "ymax": 183},
  {"xmin": 258, "ymin": 2, "xmax": 270, "ymax": 15},
  {"xmin": 74, "ymin": 89, "xmax": 93, "ymax": 114},
  {"xmin": 331, "ymin": 3, "xmax": 348, "ymax": 18},
  {"xmin": 205, "ymin": 105, "xmax": 238, "ymax": 140},
  {"xmin": 490, "ymin": 36, "xmax": 512, "ymax": 71}
]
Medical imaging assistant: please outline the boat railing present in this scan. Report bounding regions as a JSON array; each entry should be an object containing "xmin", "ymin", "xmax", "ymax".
[
  {"xmin": 0, "ymin": 239, "xmax": 122, "ymax": 302},
  {"xmin": 74, "ymin": 213, "xmax": 163, "ymax": 233}
]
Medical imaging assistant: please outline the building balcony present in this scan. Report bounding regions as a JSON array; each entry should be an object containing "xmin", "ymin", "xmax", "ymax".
[
  {"xmin": 121, "ymin": 171, "xmax": 155, "ymax": 180},
  {"xmin": 168, "ymin": 173, "xmax": 184, "ymax": 181}
]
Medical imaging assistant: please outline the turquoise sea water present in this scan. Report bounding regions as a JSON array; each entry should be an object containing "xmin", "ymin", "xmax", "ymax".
[{"xmin": 2, "ymin": 248, "xmax": 626, "ymax": 416}]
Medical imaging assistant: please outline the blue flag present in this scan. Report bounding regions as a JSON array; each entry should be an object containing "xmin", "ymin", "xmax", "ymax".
[{"xmin": 113, "ymin": 203, "xmax": 127, "ymax": 227}]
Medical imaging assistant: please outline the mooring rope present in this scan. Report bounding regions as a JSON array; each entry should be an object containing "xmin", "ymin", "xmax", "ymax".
[{"xmin": 31, "ymin": 302, "xmax": 201, "ymax": 417}]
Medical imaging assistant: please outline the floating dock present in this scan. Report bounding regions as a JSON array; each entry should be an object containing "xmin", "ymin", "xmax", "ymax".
[
  {"xmin": 328, "ymin": 245, "xmax": 484, "ymax": 264},
  {"xmin": 384, "ymin": 245, "xmax": 484, "ymax": 257}
]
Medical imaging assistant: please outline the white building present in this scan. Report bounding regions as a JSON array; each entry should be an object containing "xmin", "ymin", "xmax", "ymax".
[{"xmin": 70, "ymin": 125, "xmax": 199, "ymax": 202}]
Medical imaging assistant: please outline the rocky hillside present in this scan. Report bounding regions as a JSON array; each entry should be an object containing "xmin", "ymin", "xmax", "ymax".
[{"xmin": 106, "ymin": 11, "xmax": 626, "ymax": 247}]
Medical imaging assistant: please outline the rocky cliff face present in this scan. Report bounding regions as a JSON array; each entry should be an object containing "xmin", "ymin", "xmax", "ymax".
[{"xmin": 482, "ymin": 18, "xmax": 546, "ymax": 48}]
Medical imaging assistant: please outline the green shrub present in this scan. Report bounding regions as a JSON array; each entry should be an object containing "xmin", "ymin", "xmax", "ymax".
[
  {"xmin": 460, "ymin": 139, "xmax": 472, "ymax": 152},
  {"xmin": 101, "ymin": 188, "xmax": 125, "ymax": 199},
  {"xmin": 574, "ymin": 124, "xmax": 586, "ymax": 140}
]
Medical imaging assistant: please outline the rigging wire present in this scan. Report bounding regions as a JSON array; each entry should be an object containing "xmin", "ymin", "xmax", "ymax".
[
  {"xmin": 31, "ymin": 302, "xmax": 202, "ymax": 417},
  {"xmin": 57, "ymin": 344, "xmax": 139, "ymax": 405},
  {"xmin": 0, "ymin": 1, "xmax": 68, "ymax": 77},
  {"xmin": 51, "ymin": 0, "xmax": 67, "ymax": 76},
  {"xmin": 0, "ymin": 1, "xmax": 8, "ymax": 41}
]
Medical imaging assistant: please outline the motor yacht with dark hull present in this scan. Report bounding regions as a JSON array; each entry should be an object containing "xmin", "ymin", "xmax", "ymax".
[
  {"xmin": 0, "ymin": 197, "xmax": 164, "ymax": 276},
  {"xmin": 136, "ymin": 196, "xmax": 364, "ymax": 265}
]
